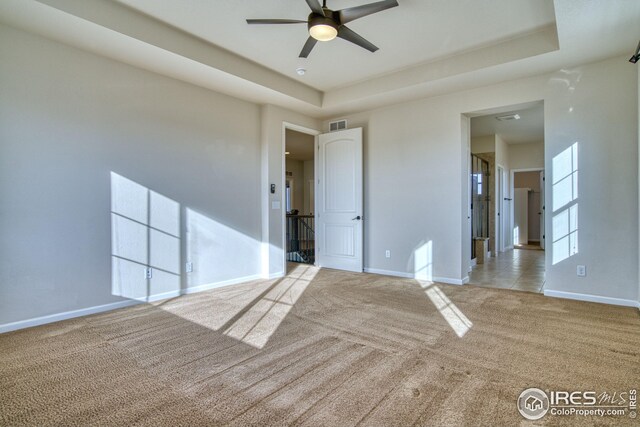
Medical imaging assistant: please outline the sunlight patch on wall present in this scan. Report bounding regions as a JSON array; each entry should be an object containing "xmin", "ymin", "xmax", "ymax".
[
  {"xmin": 111, "ymin": 172, "xmax": 181, "ymax": 301},
  {"xmin": 551, "ymin": 143, "xmax": 579, "ymax": 265},
  {"xmin": 414, "ymin": 240, "xmax": 433, "ymax": 282}
]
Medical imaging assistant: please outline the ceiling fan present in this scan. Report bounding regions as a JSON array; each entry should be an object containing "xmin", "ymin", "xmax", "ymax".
[{"xmin": 246, "ymin": 0, "xmax": 399, "ymax": 58}]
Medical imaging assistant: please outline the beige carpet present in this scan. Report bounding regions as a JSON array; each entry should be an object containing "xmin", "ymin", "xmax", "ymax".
[{"xmin": 1, "ymin": 265, "xmax": 638, "ymax": 426}]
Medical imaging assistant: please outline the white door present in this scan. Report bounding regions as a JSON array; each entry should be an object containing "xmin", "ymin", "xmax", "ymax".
[
  {"xmin": 317, "ymin": 128, "xmax": 363, "ymax": 272},
  {"xmin": 539, "ymin": 170, "xmax": 545, "ymax": 249}
]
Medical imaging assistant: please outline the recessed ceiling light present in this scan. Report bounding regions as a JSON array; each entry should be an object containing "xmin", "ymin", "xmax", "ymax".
[
  {"xmin": 296, "ymin": 67, "xmax": 306, "ymax": 76},
  {"xmin": 285, "ymin": 151, "xmax": 290, "ymax": 155}
]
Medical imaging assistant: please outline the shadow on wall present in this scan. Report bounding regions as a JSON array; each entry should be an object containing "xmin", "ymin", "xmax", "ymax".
[
  {"xmin": 110, "ymin": 171, "xmax": 308, "ymax": 349},
  {"xmin": 110, "ymin": 172, "xmax": 262, "ymax": 303},
  {"xmin": 552, "ymin": 142, "xmax": 579, "ymax": 265},
  {"xmin": 185, "ymin": 208, "xmax": 260, "ymax": 291}
]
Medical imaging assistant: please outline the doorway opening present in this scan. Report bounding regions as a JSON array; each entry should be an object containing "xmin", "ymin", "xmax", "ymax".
[
  {"xmin": 470, "ymin": 154, "xmax": 490, "ymax": 261},
  {"xmin": 465, "ymin": 101, "xmax": 546, "ymax": 293},
  {"xmin": 512, "ymin": 169, "xmax": 545, "ymax": 251},
  {"xmin": 284, "ymin": 128, "xmax": 316, "ymax": 267}
]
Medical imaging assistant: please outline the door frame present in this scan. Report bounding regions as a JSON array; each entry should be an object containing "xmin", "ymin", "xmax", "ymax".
[
  {"xmin": 281, "ymin": 122, "xmax": 320, "ymax": 274},
  {"xmin": 510, "ymin": 167, "xmax": 545, "ymax": 247},
  {"xmin": 497, "ymin": 165, "xmax": 505, "ymax": 253}
]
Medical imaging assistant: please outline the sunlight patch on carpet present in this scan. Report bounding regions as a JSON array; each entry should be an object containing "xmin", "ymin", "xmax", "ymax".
[
  {"xmin": 223, "ymin": 265, "xmax": 318, "ymax": 348},
  {"xmin": 423, "ymin": 284, "xmax": 473, "ymax": 337}
]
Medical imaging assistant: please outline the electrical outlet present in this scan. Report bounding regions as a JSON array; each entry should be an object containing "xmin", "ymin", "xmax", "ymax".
[
  {"xmin": 577, "ymin": 265, "xmax": 586, "ymax": 277},
  {"xmin": 144, "ymin": 267, "xmax": 153, "ymax": 279},
  {"xmin": 385, "ymin": 250, "xmax": 391, "ymax": 258},
  {"xmin": 186, "ymin": 262, "xmax": 193, "ymax": 273}
]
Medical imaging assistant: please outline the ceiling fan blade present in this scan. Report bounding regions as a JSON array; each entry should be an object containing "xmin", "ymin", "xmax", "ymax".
[
  {"xmin": 246, "ymin": 19, "xmax": 307, "ymax": 24},
  {"xmin": 337, "ymin": 26, "xmax": 378, "ymax": 52},
  {"xmin": 338, "ymin": 0, "xmax": 398, "ymax": 24},
  {"xmin": 305, "ymin": 0, "xmax": 325, "ymax": 15},
  {"xmin": 299, "ymin": 36, "xmax": 318, "ymax": 58}
]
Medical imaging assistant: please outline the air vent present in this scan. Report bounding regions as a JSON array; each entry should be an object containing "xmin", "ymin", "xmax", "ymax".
[
  {"xmin": 495, "ymin": 113, "xmax": 521, "ymax": 121},
  {"xmin": 329, "ymin": 119, "xmax": 347, "ymax": 132}
]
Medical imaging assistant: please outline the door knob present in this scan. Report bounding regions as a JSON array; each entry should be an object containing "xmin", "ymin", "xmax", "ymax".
[{"xmin": 352, "ymin": 215, "xmax": 362, "ymax": 220}]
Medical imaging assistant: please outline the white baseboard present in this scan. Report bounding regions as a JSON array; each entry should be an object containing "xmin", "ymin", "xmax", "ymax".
[
  {"xmin": 435, "ymin": 276, "xmax": 465, "ymax": 286},
  {"xmin": 543, "ymin": 290, "xmax": 640, "ymax": 308},
  {"xmin": 363, "ymin": 268, "xmax": 465, "ymax": 285},
  {"xmin": 183, "ymin": 274, "xmax": 263, "ymax": 294},
  {"xmin": 0, "ymin": 273, "xmax": 263, "ymax": 334},
  {"xmin": 364, "ymin": 268, "xmax": 413, "ymax": 279},
  {"xmin": 0, "ymin": 299, "xmax": 142, "ymax": 334}
]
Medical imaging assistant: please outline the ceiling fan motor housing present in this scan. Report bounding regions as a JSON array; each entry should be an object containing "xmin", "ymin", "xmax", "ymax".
[{"xmin": 308, "ymin": 13, "xmax": 339, "ymax": 32}]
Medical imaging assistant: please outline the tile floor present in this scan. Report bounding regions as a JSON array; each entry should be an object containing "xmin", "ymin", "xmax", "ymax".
[{"xmin": 468, "ymin": 248, "xmax": 545, "ymax": 293}]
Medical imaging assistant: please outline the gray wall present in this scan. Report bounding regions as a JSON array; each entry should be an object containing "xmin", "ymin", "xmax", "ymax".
[
  {"xmin": 326, "ymin": 56, "xmax": 638, "ymax": 302},
  {"xmin": 0, "ymin": 24, "xmax": 262, "ymax": 325}
]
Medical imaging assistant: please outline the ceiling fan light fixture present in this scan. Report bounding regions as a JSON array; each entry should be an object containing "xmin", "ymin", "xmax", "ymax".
[
  {"xmin": 308, "ymin": 15, "xmax": 338, "ymax": 41},
  {"xmin": 310, "ymin": 24, "xmax": 337, "ymax": 41},
  {"xmin": 247, "ymin": 0, "xmax": 399, "ymax": 57}
]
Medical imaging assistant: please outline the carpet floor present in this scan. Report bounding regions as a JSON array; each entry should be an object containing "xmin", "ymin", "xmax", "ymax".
[{"xmin": 1, "ymin": 264, "xmax": 638, "ymax": 426}]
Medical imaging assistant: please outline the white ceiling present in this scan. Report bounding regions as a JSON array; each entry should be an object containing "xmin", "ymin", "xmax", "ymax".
[
  {"xmin": 471, "ymin": 103, "xmax": 544, "ymax": 144},
  {"xmin": 1, "ymin": 0, "xmax": 639, "ymax": 118},
  {"xmin": 115, "ymin": 0, "xmax": 556, "ymax": 91}
]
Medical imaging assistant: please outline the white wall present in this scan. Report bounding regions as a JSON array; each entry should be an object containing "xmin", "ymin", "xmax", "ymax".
[
  {"xmin": 0, "ymin": 24, "xmax": 265, "ymax": 326},
  {"xmin": 495, "ymin": 134, "xmax": 511, "ymax": 174},
  {"xmin": 509, "ymin": 141, "xmax": 544, "ymax": 169},
  {"xmin": 471, "ymin": 135, "xmax": 495, "ymax": 153},
  {"xmin": 325, "ymin": 55, "xmax": 638, "ymax": 303}
]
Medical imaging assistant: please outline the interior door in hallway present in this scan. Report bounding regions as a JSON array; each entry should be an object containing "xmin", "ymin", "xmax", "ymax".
[{"xmin": 317, "ymin": 128, "xmax": 363, "ymax": 272}]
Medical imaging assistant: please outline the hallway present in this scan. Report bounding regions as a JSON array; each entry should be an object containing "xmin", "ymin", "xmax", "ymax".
[{"xmin": 468, "ymin": 249, "xmax": 545, "ymax": 293}]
